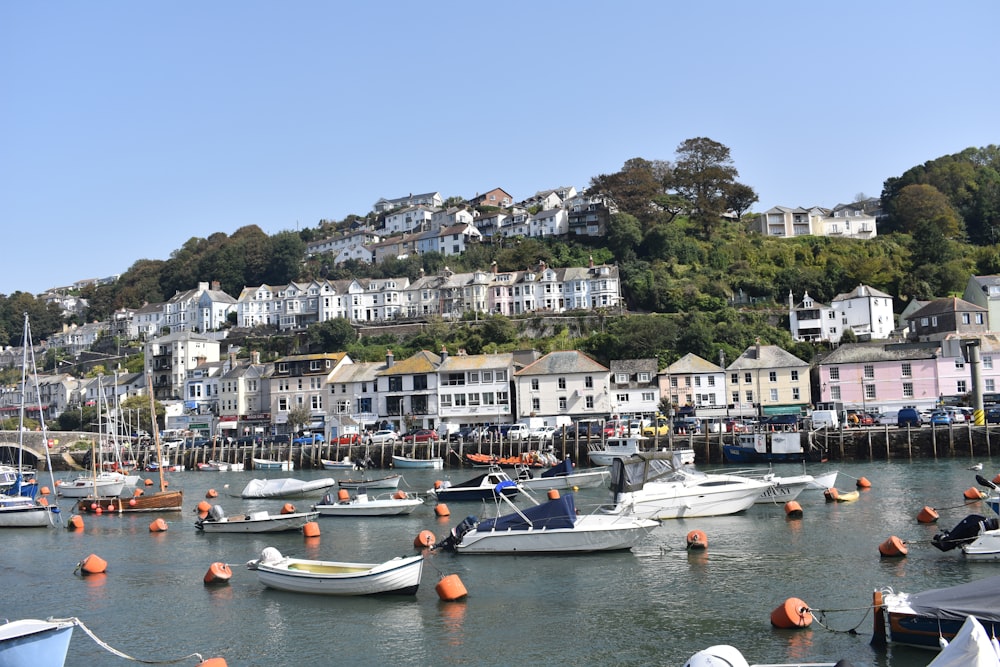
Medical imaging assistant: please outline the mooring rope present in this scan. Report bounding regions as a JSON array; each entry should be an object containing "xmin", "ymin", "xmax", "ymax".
[
  {"xmin": 51, "ymin": 617, "xmax": 205, "ymax": 664},
  {"xmin": 807, "ymin": 604, "xmax": 874, "ymax": 634}
]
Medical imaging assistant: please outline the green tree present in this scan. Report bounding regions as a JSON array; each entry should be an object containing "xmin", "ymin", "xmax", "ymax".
[
  {"xmin": 287, "ymin": 405, "xmax": 312, "ymax": 438},
  {"xmin": 588, "ymin": 157, "xmax": 670, "ymax": 226},
  {"xmin": 306, "ymin": 318, "xmax": 358, "ymax": 352},
  {"xmin": 669, "ymin": 137, "xmax": 744, "ymax": 239},
  {"xmin": 606, "ymin": 212, "xmax": 643, "ymax": 258}
]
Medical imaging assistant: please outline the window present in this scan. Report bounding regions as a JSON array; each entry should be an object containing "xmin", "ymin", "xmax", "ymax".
[
  {"xmin": 957, "ymin": 380, "xmax": 967, "ymax": 393},
  {"xmin": 278, "ymin": 397, "xmax": 288, "ymax": 411},
  {"xmin": 311, "ymin": 395, "xmax": 322, "ymax": 410},
  {"xmin": 482, "ymin": 371, "xmax": 493, "ymax": 383},
  {"xmin": 388, "ymin": 377, "xmax": 402, "ymax": 392},
  {"xmin": 745, "ymin": 390, "xmax": 754, "ymax": 403},
  {"xmin": 790, "ymin": 370, "xmax": 799, "ymax": 382},
  {"xmin": 792, "ymin": 388, "xmax": 800, "ymax": 400},
  {"xmin": 616, "ymin": 373, "xmax": 628, "ymax": 383},
  {"xmin": 684, "ymin": 377, "xmax": 691, "ymax": 387},
  {"xmin": 864, "ymin": 365, "xmax": 874, "ymax": 380},
  {"xmin": 638, "ymin": 372, "xmax": 650, "ymax": 382},
  {"xmin": 694, "ymin": 376, "xmax": 701, "ymax": 387},
  {"xmin": 963, "ymin": 313, "xmax": 971, "ymax": 325},
  {"xmin": 309, "ymin": 360, "xmax": 322, "ymax": 371},
  {"xmin": 901, "ymin": 363, "xmax": 912, "ymax": 377},
  {"xmin": 769, "ymin": 371, "xmax": 777, "ymax": 383},
  {"xmin": 585, "ymin": 376, "xmax": 593, "ymax": 388},
  {"xmin": 558, "ymin": 397, "xmax": 567, "ymax": 411},
  {"xmin": 977, "ymin": 313, "xmax": 985, "ymax": 325},
  {"xmin": 670, "ymin": 377, "xmax": 678, "ymax": 388},
  {"xmin": 731, "ymin": 373, "xmax": 739, "ymax": 385},
  {"xmin": 531, "ymin": 379, "xmax": 539, "ymax": 391},
  {"xmin": 732, "ymin": 391, "xmax": 739, "ymax": 404},
  {"xmin": 956, "ymin": 358, "xmax": 965, "ymax": 370},
  {"xmin": 413, "ymin": 375, "xmax": 428, "ymax": 390},
  {"xmin": 446, "ymin": 373, "xmax": 465, "ymax": 386},
  {"xmin": 829, "ymin": 368, "xmax": 840, "ymax": 381},
  {"xmin": 558, "ymin": 377, "xmax": 566, "ymax": 390},
  {"xmin": 987, "ymin": 379, "xmax": 996, "ymax": 392},
  {"xmin": 642, "ymin": 392, "xmax": 655, "ymax": 402},
  {"xmin": 617, "ymin": 394, "xmax": 629, "ymax": 403},
  {"xmin": 496, "ymin": 370, "xmax": 507, "ymax": 382},
  {"xmin": 769, "ymin": 389, "xmax": 778, "ymax": 401},
  {"xmin": 453, "ymin": 394, "xmax": 467, "ymax": 407},
  {"xmin": 831, "ymin": 386, "xmax": 841, "ymax": 400},
  {"xmin": 468, "ymin": 372, "xmax": 479, "ymax": 384},
  {"xmin": 903, "ymin": 383, "xmax": 914, "ymax": 398},
  {"xmin": 707, "ymin": 376, "xmax": 715, "ymax": 387},
  {"xmin": 984, "ymin": 356, "xmax": 993, "ymax": 370},
  {"xmin": 531, "ymin": 398, "xmax": 540, "ymax": 411},
  {"xmin": 440, "ymin": 394, "xmax": 452, "ymax": 408},
  {"xmin": 865, "ymin": 384, "xmax": 876, "ymax": 400},
  {"xmin": 467, "ymin": 393, "xmax": 480, "ymax": 406},
  {"xmin": 586, "ymin": 396, "xmax": 594, "ymax": 409},
  {"xmin": 744, "ymin": 372, "xmax": 752, "ymax": 384},
  {"xmin": 482, "ymin": 392, "xmax": 495, "ymax": 406}
]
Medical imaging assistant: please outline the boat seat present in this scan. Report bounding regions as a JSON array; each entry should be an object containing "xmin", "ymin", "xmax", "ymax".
[{"xmin": 287, "ymin": 563, "xmax": 370, "ymax": 574}]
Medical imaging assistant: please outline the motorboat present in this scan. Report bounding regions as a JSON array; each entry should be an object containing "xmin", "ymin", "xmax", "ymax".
[
  {"xmin": 312, "ymin": 489, "xmax": 423, "ymax": 517},
  {"xmin": 391, "ymin": 455, "xmax": 444, "ymax": 469},
  {"xmin": 195, "ymin": 505, "xmax": 319, "ymax": 533},
  {"xmin": 684, "ymin": 644, "xmax": 847, "ymax": 667},
  {"xmin": 236, "ymin": 477, "xmax": 336, "ymax": 500},
  {"xmin": 872, "ymin": 574, "xmax": 1000, "ymax": 648},
  {"xmin": 197, "ymin": 460, "xmax": 245, "ymax": 472},
  {"xmin": 247, "ymin": 546, "xmax": 423, "ymax": 596},
  {"xmin": 252, "ymin": 458, "xmax": 293, "ymax": 471},
  {"xmin": 0, "ymin": 618, "xmax": 76, "ymax": 667},
  {"xmin": 711, "ymin": 468, "xmax": 814, "ymax": 505},
  {"xmin": 321, "ymin": 457, "xmax": 358, "ymax": 470},
  {"xmin": 434, "ymin": 490, "xmax": 657, "ymax": 554},
  {"xmin": 932, "ymin": 514, "xmax": 1000, "ymax": 560},
  {"xmin": 337, "ymin": 474, "xmax": 402, "ymax": 490},
  {"xmin": 56, "ymin": 471, "xmax": 128, "ymax": 499},
  {"xmin": 588, "ymin": 436, "xmax": 694, "ymax": 468},
  {"xmin": 0, "ymin": 490, "xmax": 59, "ymax": 528},
  {"xmin": 146, "ymin": 460, "xmax": 185, "ymax": 472},
  {"xmin": 803, "ymin": 470, "xmax": 839, "ymax": 490},
  {"xmin": 722, "ymin": 430, "xmax": 827, "ymax": 463},
  {"xmin": 427, "ymin": 467, "xmax": 519, "ymax": 502},
  {"xmin": 606, "ymin": 452, "xmax": 773, "ymax": 520},
  {"xmin": 513, "ymin": 456, "xmax": 610, "ymax": 491}
]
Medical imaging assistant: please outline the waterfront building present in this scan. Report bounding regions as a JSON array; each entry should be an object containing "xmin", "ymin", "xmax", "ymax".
[
  {"xmin": 513, "ymin": 350, "xmax": 612, "ymax": 423},
  {"xmin": 727, "ymin": 342, "xmax": 811, "ymax": 418},
  {"xmin": 608, "ymin": 358, "xmax": 660, "ymax": 418},
  {"xmin": 145, "ymin": 331, "xmax": 221, "ymax": 401},
  {"xmin": 788, "ymin": 284, "xmax": 895, "ymax": 343},
  {"xmin": 436, "ymin": 350, "xmax": 515, "ymax": 431},
  {"xmin": 661, "ymin": 353, "xmax": 726, "ymax": 416},
  {"xmin": 907, "ymin": 297, "xmax": 987, "ymax": 341},
  {"xmin": 375, "ymin": 349, "xmax": 441, "ymax": 433},
  {"xmin": 268, "ymin": 352, "xmax": 353, "ymax": 438}
]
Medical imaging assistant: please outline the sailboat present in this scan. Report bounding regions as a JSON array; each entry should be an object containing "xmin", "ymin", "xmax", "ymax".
[
  {"xmin": 0, "ymin": 314, "xmax": 61, "ymax": 528},
  {"xmin": 57, "ymin": 378, "xmax": 128, "ymax": 499},
  {"xmin": 75, "ymin": 371, "xmax": 183, "ymax": 513}
]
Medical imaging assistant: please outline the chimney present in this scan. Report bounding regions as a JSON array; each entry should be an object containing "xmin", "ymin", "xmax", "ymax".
[
  {"xmin": 195, "ymin": 355, "xmax": 207, "ymax": 366},
  {"xmin": 251, "ymin": 351, "xmax": 260, "ymax": 365},
  {"xmin": 588, "ymin": 255, "xmax": 594, "ymax": 269},
  {"xmin": 386, "ymin": 349, "xmax": 394, "ymax": 368},
  {"xmin": 211, "ymin": 280, "xmax": 221, "ymax": 291},
  {"xmin": 229, "ymin": 351, "xmax": 237, "ymax": 367},
  {"xmin": 491, "ymin": 260, "xmax": 498, "ymax": 274},
  {"xmin": 755, "ymin": 337, "xmax": 762, "ymax": 359},
  {"xmin": 440, "ymin": 346, "xmax": 448, "ymax": 361},
  {"xmin": 538, "ymin": 260, "xmax": 547, "ymax": 272}
]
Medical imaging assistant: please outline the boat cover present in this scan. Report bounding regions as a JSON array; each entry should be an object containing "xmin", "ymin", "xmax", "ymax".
[
  {"xmin": 609, "ymin": 452, "xmax": 676, "ymax": 495},
  {"xmin": 541, "ymin": 457, "xmax": 573, "ymax": 478},
  {"xmin": 240, "ymin": 477, "xmax": 335, "ymax": 499},
  {"xmin": 905, "ymin": 576, "xmax": 1000, "ymax": 623},
  {"xmin": 927, "ymin": 615, "xmax": 1000, "ymax": 667},
  {"xmin": 476, "ymin": 493, "xmax": 577, "ymax": 532}
]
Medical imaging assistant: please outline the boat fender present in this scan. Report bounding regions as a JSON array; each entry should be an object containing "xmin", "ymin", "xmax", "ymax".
[
  {"xmin": 547, "ymin": 489, "xmax": 560, "ymax": 500},
  {"xmin": 280, "ymin": 503, "xmax": 296, "ymax": 515},
  {"xmin": 393, "ymin": 490, "xmax": 407, "ymax": 500}
]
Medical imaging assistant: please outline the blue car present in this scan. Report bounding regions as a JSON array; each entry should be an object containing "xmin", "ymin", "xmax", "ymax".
[
  {"xmin": 929, "ymin": 411, "xmax": 952, "ymax": 426},
  {"xmin": 292, "ymin": 433, "xmax": 325, "ymax": 445}
]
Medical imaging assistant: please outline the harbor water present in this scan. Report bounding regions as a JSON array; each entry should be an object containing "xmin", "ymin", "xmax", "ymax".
[{"xmin": 6, "ymin": 459, "xmax": 998, "ymax": 666}]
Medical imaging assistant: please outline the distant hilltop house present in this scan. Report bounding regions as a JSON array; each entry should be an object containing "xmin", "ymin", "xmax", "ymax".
[
  {"xmin": 788, "ymin": 285, "xmax": 895, "ymax": 343},
  {"xmin": 755, "ymin": 199, "xmax": 880, "ymax": 240},
  {"xmin": 962, "ymin": 274, "xmax": 1000, "ymax": 332},
  {"xmin": 373, "ymin": 192, "xmax": 443, "ymax": 214},
  {"xmin": 906, "ymin": 297, "xmax": 987, "ymax": 342}
]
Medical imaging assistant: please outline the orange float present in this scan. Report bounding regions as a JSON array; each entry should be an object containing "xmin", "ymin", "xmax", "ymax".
[
  {"xmin": 435, "ymin": 573, "xmax": 468, "ymax": 601},
  {"xmin": 547, "ymin": 489, "xmax": 560, "ymax": 500},
  {"xmin": 917, "ymin": 506, "xmax": 939, "ymax": 523},
  {"xmin": 824, "ymin": 488, "xmax": 839, "ymax": 502},
  {"xmin": 196, "ymin": 659, "xmax": 228, "ymax": 667},
  {"xmin": 196, "ymin": 500, "xmax": 212, "ymax": 514},
  {"xmin": 128, "ymin": 498, "xmax": 137, "ymax": 507},
  {"xmin": 303, "ymin": 521, "xmax": 321, "ymax": 538},
  {"xmin": 414, "ymin": 530, "xmax": 436, "ymax": 549},
  {"xmin": 133, "ymin": 488, "xmax": 144, "ymax": 497},
  {"xmin": 40, "ymin": 486, "xmax": 51, "ymax": 496},
  {"xmin": 68, "ymin": 515, "xmax": 84, "ymax": 531},
  {"xmin": 77, "ymin": 553, "xmax": 108, "ymax": 575},
  {"xmin": 879, "ymin": 535, "xmax": 908, "ymax": 557},
  {"xmin": 964, "ymin": 487, "xmax": 986, "ymax": 500},
  {"xmin": 856, "ymin": 476, "xmax": 872, "ymax": 488},
  {"xmin": 338, "ymin": 489, "xmax": 350, "ymax": 502},
  {"xmin": 770, "ymin": 597, "xmax": 813, "ymax": 628},
  {"xmin": 435, "ymin": 503, "xmax": 451, "ymax": 517},
  {"xmin": 686, "ymin": 529, "xmax": 707, "ymax": 550},
  {"xmin": 149, "ymin": 518, "xmax": 168, "ymax": 532},
  {"xmin": 144, "ymin": 478, "xmax": 153, "ymax": 486},
  {"xmin": 784, "ymin": 501, "xmax": 803, "ymax": 518},
  {"xmin": 393, "ymin": 490, "xmax": 407, "ymax": 500},
  {"xmin": 280, "ymin": 503, "xmax": 296, "ymax": 514},
  {"xmin": 203, "ymin": 562, "xmax": 233, "ymax": 585},
  {"xmin": 206, "ymin": 489, "xmax": 218, "ymax": 499}
]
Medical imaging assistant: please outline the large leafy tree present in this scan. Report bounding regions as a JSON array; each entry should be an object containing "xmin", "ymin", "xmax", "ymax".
[
  {"xmin": 669, "ymin": 137, "xmax": 748, "ymax": 240},
  {"xmin": 588, "ymin": 157, "xmax": 671, "ymax": 227},
  {"xmin": 306, "ymin": 318, "xmax": 357, "ymax": 352}
]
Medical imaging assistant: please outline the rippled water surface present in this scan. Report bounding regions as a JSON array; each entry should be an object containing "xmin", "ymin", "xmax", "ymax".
[{"xmin": 6, "ymin": 458, "xmax": 998, "ymax": 666}]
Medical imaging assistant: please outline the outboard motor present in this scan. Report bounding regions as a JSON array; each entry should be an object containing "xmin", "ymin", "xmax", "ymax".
[
  {"xmin": 208, "ymin": 504, "xmax": 226, "ymax": 521},
  {"xmin": 932, "ymin": 514, "xmax": 999, "ymax": 551},
  {"xmin": 434, "ymin": 515, "xmax": 478, "ymax": 552}
]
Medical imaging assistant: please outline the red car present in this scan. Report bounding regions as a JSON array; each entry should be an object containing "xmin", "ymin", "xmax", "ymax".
[{"xmin": 402, "ymin": 429, "xmax": 438, "ymax": 443}]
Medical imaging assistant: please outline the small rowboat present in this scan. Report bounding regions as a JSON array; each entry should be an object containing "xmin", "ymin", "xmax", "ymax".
[
  {"xmin": 312, "ymin": 490, "xmax": 423, "ymax": 517},
  {"xmin": 196, "ymin": 506, "xmax": 319, "ymax": 533},
  {"xmin": 824, "ymin": 487, "xmax": 860, "ymax": 503},
  {"xmin": 247, "ymin": 547, "xmax": 423, "ymax": 596},
  {"xmin": 337, "ymin": 474, "xmax": 402, "ymax": 490}
]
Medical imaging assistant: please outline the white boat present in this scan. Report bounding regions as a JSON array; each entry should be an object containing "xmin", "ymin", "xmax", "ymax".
[
  {"xmin": 146, "ymin": 460, "xmax": 185, "ymax": 472},
  {"xmin": 321, "ymin": 457, "xmax": 358, "ymax": 470},
  {"xmin": 804, "ymin": 470, "xmax": 839, "ymax": 490},
  {"xmin": 0, "ymin": 465, "xmax": 20, "ymax": 492},
  {"xmin": 56, "ymin": 470, "xmax": 128, "ymax": 499},
  {"xmin": 684, "ymin": 644, "xmax": 843, "ymax": 667},
  {"xmin": 0, "ymin": 618, "xmax": 76, "ymax": 667},
  {"xmin": 312, "ymin": 490, "xmax": 423, "ymax": 517},
  {"xmin": 587, "ymin": 436, "xmax": 694, "ymax": 468},
  {"xmin": 434, "ymin": 490, "xmax": 658, "ymax": 554},
  {"xmin": 247, "ymin": 546, "xmax": 424, "ymax": 595},
  {"xmin": 337, "ymin": 474, "xmax": 402, "ymax": 490},
  {"xmin": 253, "ymin": 458, "xmax": 293, "ymax": 471},
  {"xmin": 932, "ymin": 513, "xmax": 1000, "ymax": 560},
  {"xmin": 427, "ymin": 467, "xmax": 519, "ymax": 502},
  {"xmin": 195, "ymin": 505, "xmax": 319, "ymax": 533},
  {"xmin": 0, "ymin": 492, "xmax": 58, "ymax": 528},
  {"xmin": 236, "ymin": 477, "xmax": 336, "ymax": 499},
  {"xmin": 606, "ymin": 452, "xmax": 774, "ymax": 520},
  {"xmin": 197, "ymin": 460, "xmax": 245, "ymax": 472},
  {"xmin": 513, "ymin": 456, "xmax": 610, "ymax": 491},
  {"xmin": 927, "ymin": 614, "xmax": 1000, "ymax": 667},
  {"xmin": 712, "ymin": 468, "xmax": 815, "ymax": 505},
  {"xmin": 391, "ymin": 455, "xmax": 444, "ymax": 469}
]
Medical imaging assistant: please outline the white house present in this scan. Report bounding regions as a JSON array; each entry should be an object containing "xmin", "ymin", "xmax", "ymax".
[{"xmin": 789, "ymin": 285, "xmax": 895, "ymax": 343}]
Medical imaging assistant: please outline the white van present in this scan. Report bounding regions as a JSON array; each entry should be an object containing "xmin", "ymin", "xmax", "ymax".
[
  {"xmin": 506, "ymin": 423, "xmax": 530, "ymax": 441},
  {"xmin": 811, "ymin": 410, "xmax": 840, "ymax": 430}
]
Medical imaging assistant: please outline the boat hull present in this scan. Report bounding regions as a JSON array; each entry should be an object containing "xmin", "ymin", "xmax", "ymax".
[
  {"xmin": 722, "ymin": 444, "xmax": 824, "ymax": 464},
  {"xmin": 0, "ymin": 618, "xmax": 75, "ymax": 667},
  {"xmin": 75, "ymin": 490, "xmax": 184, "ymax": 513},
  {"xmin": 456, "ymin": 515, "xmax": 657, "ymax": 554},
  {"xmin": 251, "ymin": 552, "xmax": 424, "ymax": 596},
  {"xmin": 754, "ymin": 479, "xmax": 807, "ymax": 504},
  {"xmin": 621, "ymin": 478, "xmax": 772, "ymax": 520},
  {"xmin": 252, "ymin": 459, "xmax": 293, "ymax": 471},
  {"xmin": 313, "ymin": 498, "xmax": 422, "ymax": 516},
  {"xmin": 391, "ymin": 456, "xmax": 443, "ymax": 469},
  {"xmin": 0, "ymin": 498, "xmax": 57, "ymax": 527},
  {"xmin": 56, "ymin": 476, "xmax": 126, "ymax": 499},
  {"xmin": 517, "ymin": 469, "xmax": 610, "ymax": 491},
  {"xmin": 239, "ymin": 478, "xmax": 336, "ymax": 500},
  {"xmin": 875, "ymin": 577, "xmax": 1000, "ymax": 648},
  {"xmin": 962, "ymin": 529, "xmax": 1000, "ymax": 560},
  {"xmin": 337, "ymin": 475, "xmax": 402, "ymax": 490},
  {"xmin": 197, "ymin": 511, "xmax": 319, "ymax": 533}
]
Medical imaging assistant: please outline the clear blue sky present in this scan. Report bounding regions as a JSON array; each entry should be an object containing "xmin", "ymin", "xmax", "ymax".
[{"xmin": 3, "ymin": 2, "xmax": 997, "ymax": 295}]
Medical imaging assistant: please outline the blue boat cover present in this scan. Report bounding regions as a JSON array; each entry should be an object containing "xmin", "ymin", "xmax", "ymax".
[
  {"xmin": 541, "ymin": 457, "xmax": 573, "ymax": 479},
  {"xmin": 905, "ymin": 575, "xmax": 1000, "ymax": 622},
  {"xmin": 476, "ymin": 493, "xmax": 577, "ymax": 532}
]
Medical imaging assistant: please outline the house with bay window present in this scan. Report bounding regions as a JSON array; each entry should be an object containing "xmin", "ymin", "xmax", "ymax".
[
  {"xmin": 268, "ymin": 352, "xmax": 353, "ymax": 438},
  {"xmin": 437, "ymin": 351, "xmax": 515, "ymax": 431}
]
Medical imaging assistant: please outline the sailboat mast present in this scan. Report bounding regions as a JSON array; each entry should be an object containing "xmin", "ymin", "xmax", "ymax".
[
  {"xmin": 146, "ymin": 371, "xmax": 166, "ymax": 492},
  {"xmin": 20, "ymin": 313, "xmax": 60, "ymax": 499}
]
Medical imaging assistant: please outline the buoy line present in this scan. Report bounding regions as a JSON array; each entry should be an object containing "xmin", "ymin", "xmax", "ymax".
[
  {"xmin": 48, "ymin": 617, "xmax": 206, "ymax": 664},
  {"xmin": 808, "ymin": 604, "xmax": 874, "ymax": 634}
]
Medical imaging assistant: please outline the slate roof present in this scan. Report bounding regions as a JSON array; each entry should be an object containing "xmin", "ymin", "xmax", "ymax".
[
  {"xmin": 909, "ymin": 297, "xmax": 985, "ymax": 319},
  {"xmin": 819, "ymin": 342, "xmax": 939, "ymax": 364},
  {"xmin": 438, "ymin": 353, "xmax": 514, "ymax": 372},
  {"xmin": 515, "ymin": 350, "xmax": 607, "ymax": 376},
  {"xmin": 728, "ymin": 344, "xmax": 808, "ymax": 370},
  {"xmin": 665, "ymin": 353, "xmax": 722, "ymax": 374}
]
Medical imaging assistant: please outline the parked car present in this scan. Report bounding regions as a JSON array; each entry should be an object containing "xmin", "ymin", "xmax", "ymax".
[
  {"xmin": 930, "ymin": 410, "xmax": 952, "ymax": 426},
  {"xmin": 505, "ymin": 423, "xmax": 530, "ymax": 441},
  {"xmin": 234, "ymin": 435, "xmax": 263, "ymax": 446},
  {"xmin": 641, "ymin": 416, "xmax": 670, "ymax": 438},
  {"xmin": 449, "ymin": 426, "xmax": 480, "ymax": 444},
  {"xmin": 365, "ymin": 429, "xmax": 398, "ymax": 445},
  {"xmin": 897, "ymin": 407, "xmax": 921, "ymax": 428},
  {"xmin": 402, "ymin": 428, "xmax": 438, "ymax": 443},
  {"xmin": 266, "ymin": 434, "xmax": 291, "ymax": 445},
  {"xmin": 182, "ymin": 437, "xmax": 211, "ymax": 449},
  {"xmin": 332, "ymin": 433, "xmax": 360, "ymax": 445},
  {"xmin": 293, "ymin": 433, "xmax": 325, "ymax": 445},
  {"xmin": 987, "ymin": 407, "xmax": 1000, "ymax": 424},
  {"xmin": 558, "ymin": 421, "xmax": 603, "ymax": 441},
  {"xmin": 764, "ymin": 414, "xmax": 800, "ymax": 429},
  {"xmin": 528, "ymin": 425, "xmax": 556, "ymax": 441}
]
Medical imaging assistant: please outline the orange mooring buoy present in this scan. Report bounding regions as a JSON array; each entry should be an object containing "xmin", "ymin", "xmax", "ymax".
[
  {"xmin": 879, "ymin": 535, "xmax": 908, "ymax": 557},
  {"xmin": 40, "ymin": 486, "xmax": 51, "ymax": 496},
  {"xmin": 686, "ymin": 529, "xmax": 707, "ymax": 550},
  {"xmin": 149, "ymin": 518, "xmax": 168, "ymax": 532},
  {"xmin": 917, "ymin": 506, "xmax": 939, "ymax": 524},
  {"xmin": 196, "ymin": 500, "xmax": 212, "ymax": 514},
  {"xmin": 68, "ymin": 515, "xmax": 84, "ymax": 531},
  {"xmin": 435, "ymin": 503, "xmax": 451, "ymax": 517},
  {"xmin": 280, "ymin": 503, "xmax": 296, "ymax": 515},
  {"xmin": 144, "ymin": 478, "xmax": 153, "ymax": 486},
  {"xmin": 414, "ymin": 530, "xmax": 436, "ymax": 549},
  {"xmin": 204, "ymin": 562, "xmax": 233, "ymax": 585},
  {"xmin": 77, "ymin": 553, "xmax": 108, "ymax": 575},
  {"xmin": 965, "ymin": 487, "xmax": 986, "ymax": 500},
  {"xmin": 856, "ymin": 476, "xmax": 872, "ymax": 488},
  {"xmin": 824, "ymin": 488, "xmax": 839, "ymax": 502},
  {"xmin": 206, "ymin": 488, "xmax": 218, "ymax": 499},
  {"xmin": 133, "ymin": 488, "xmax": 144, "ymax": 497},
  {"xmin": 436, "ymin": 573, "xmax": 468, "ymax": 601},
  {"xmin": 784, "ymin": 501, "xmax": 803, "ymax": 518},
  {"xmin": 303, "ymin": 521, "xmax": 321, "ymax": 538},
  {"xmin": 547, "ymin": 489, "xmax": 560, "ymax": 500},
  {"xmin": 196, "ymin": 658, "xmax": 228, "ymax": 667},
  {"xmin": 770, "ymin": 597, "xmax": 813, "ymax": 628}
]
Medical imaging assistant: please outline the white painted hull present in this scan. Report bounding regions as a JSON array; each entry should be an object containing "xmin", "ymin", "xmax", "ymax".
[
  {"xmin": 238, "ymin": 478, "xmax": 336, "ymax": 499},
  {"xmin": 250, "ymin": 550, "xmax": 423, "ymax": 595},
  {"xmin": 754, "ymin": 475, "xmax": 811, "ymax": 504},
  {"xmin": 455, "ymin": 514, "xmax": 657, "ymax": 554},
  {"xmin": 589, "ymin": 447, "xmax": 694, "ymax": 468},
  {"xmin": 253, "ymin": 459, "xmax": 293, "ymax": 471},
  {"xmin": 198, "ymin": 461, "xmax": 245, "ymax": 472},
  {"xmin": 313, "ymin": 497, "xmax": 423, "ymax": 517},
  {"xmin": 963, "ymin": 529, "xmax": 1000, "ymax": 561},
  {"xmin": 391, "ymin": 455, "xmax": 443, "ymax": 469},
  {"xmin": 804, "ymin": 471, "xmax": 839, "ymax": 490},
  {"xmin": 619, "ymin": 474, "xmax": 773, "ymax": 519},
  {"xmin": 0, "ymin": 496, "xmax": 56, "ymax": 528},
  {"xmin": 518, "ymin": 469, "xmax": 610, "ymax": 491},
  {"xmin": 338, "ymin": 475, "xmax": 402, "ymax": 490},
  {"xmin": 198, "ymin": 511, "xmax": 318, "ymax": 533},
  {"xmin": 0, "ymin": 618, "xmax": 75, "ymax": 667},
  {"xmin": 56, "ymin": 473, "xmax": 126, "ymax": 499}
]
